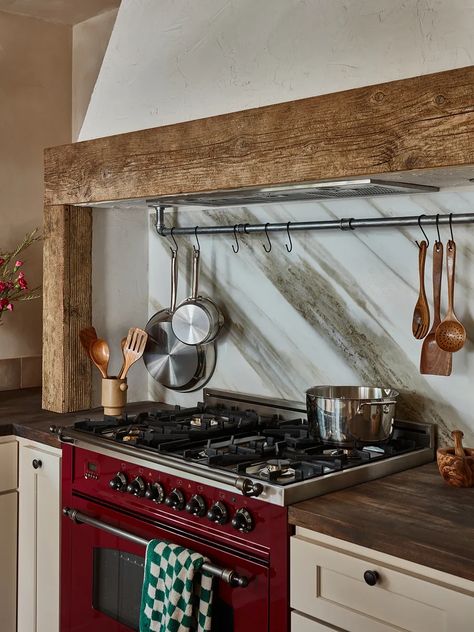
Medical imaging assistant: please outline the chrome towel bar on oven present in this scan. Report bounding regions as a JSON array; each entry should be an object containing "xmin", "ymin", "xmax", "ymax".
[{"xmin": 63, "ymin": 507, "xmax": 249, "ymax": 587}]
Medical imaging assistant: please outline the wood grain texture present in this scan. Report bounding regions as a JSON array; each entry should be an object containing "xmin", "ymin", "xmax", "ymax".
[
  {"xmin": 42, "ymin": 205, "xmax": 92, "ymax": 412},
  {"xmin": 45, "ymin": 66, "xmax": 474, "ymax": 206},
  {"xmin": 288, "ymin": 463, "xmax": 474, "ymax": 582}
]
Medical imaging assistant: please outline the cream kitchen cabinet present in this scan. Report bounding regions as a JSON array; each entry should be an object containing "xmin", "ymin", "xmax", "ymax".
[
  {"xmin": 291, "ymin": 527, "xmax": 474, "ymax": 632},
  {"xmin": 17, "ymin": 438, "xmax": 62, "ymax": 632},
  {"xmin": 0, "ymin": 438, "xmax": 18, "ymax": 632}
]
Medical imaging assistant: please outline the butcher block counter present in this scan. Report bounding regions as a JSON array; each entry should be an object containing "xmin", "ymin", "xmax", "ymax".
[{"xmin": 289, "ymin": 462, "xmax": 474, "ymax": 582}]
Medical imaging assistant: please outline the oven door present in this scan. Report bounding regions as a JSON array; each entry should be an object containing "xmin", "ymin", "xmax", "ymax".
[{"xmin": 61, "ymin": 496, "xmax": 269, "ymax": 632}]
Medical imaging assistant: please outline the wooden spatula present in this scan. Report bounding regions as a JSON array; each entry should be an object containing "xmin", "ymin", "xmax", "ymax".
[
  {"xmin": 79, "ymin": 326, "xmax": 98, "ymax": 359},
  {"xmin": 420, "ymin": 242, "xmax": 452, "ymax": 375},
  {"xmin": 119, "ymin": 328, "xmax": 148, "ymax": 379}
]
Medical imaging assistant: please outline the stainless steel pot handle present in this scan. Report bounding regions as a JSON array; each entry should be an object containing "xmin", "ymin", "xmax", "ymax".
[
  {"xmin": 170, "ymin": 249, "xmax": 178, "ymax": 313},
  {"xmin": 356, "ymin": 400, "xmax": 397, "ymax": 414},
  {"xmin": 63, "ymin": 507, "xmax": 249, "ymax": 588},
  {"xmin": 191, "ymin": 248, "xmax": 200, "ymax": 300}
]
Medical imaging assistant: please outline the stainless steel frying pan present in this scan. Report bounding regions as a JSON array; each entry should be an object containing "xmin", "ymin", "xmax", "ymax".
[{"xmin": 143, "ymin": 248, "xmax": 216, "ymax": 392}]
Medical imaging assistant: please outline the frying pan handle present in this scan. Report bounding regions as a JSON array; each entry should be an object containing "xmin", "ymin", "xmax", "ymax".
[
  {"xmin": 170, "ymin": 249, "xmax": 178, "ymax": 312},
  {"xmin": 191, "ymin": 248, "xmax": 200, "ymax": 300}
]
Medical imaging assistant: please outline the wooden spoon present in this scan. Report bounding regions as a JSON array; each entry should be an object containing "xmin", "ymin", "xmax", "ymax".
[
  {"xmin": 435, "ymin": 240, "xmax": 466, "ymax": 353},
  {"xmin": 119, "ymin": 328, "xmax": 148, "ymax": 379},
  {"xmin": 412, "ymin": 240, "xmax": 430, "ymax": 339},
  {"xmin": 420, "ymin": 242, "xmax": 452, "ymax": 375},
  {"xmin": 79, "ymin": 326, "xmax": 98, "ymax": 359},
  {"xmin": 90, "ymin": 338, "xmax": 110, "ymax": 379}
]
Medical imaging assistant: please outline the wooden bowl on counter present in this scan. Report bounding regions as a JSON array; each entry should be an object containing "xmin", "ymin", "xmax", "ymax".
[{"xmin": 437, "ymin": 430, "xmax": 474, "ymax": 488}]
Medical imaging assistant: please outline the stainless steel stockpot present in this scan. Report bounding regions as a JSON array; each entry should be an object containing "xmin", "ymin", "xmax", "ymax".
[{"xmin": 306, "ymin": 385, "xmax": 399, "ymax": 448}]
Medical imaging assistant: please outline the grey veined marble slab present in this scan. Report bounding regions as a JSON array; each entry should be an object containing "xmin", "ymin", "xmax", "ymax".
[{"xmin": 148, "ymin": 191, "xmax": 474, "ymax": 447}]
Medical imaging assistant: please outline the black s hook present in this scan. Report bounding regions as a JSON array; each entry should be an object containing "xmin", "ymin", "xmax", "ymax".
[
  {"xmin": 232, "ymin": 224, "xmax": 240, "ymax": 253},
  {"xmin": 169, "ymin": 227, "xmax": 178, "ymax": 254},
  {"xmin": 449, "ymin": 212, "xmax": 454, "ymax": 242},
  {"xmin": 263, "ymin": 223, "xmax": 272, "ymax": 253},
  {"xmin": 193, "ymin": 226, "xmax": 201, "ymax": 253},
  {"xmin": 435, "ymin": 214, "xmax": 441, "ymax": 246},
  {"xmin": 416, "ymin": 214, "xmax": 429, "ymax": 248},
  {"xmin": 285, "ymin": 222, "xmax": 293, "ymax": 253}
]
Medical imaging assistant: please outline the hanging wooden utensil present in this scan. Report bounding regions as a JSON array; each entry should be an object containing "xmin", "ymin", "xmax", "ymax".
[
  {"xmin": 435, "ymin": 240, "xmax": 467, "ymax": 352},
  {"xmin": 119, "ymin": 327, "xmax": 148, "ymax": 379},
  {"xmin": 412, "ymin": 240, "xmax": 430, "ymax": 339},
  {"xmin": 420, "ymin": 242, "xmax": 452, "ymax": 375}
]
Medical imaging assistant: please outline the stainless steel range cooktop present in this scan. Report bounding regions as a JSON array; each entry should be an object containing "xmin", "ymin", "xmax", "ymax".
[{"xmin": 52, "ymin": 389, "xmax": 435, "ymax": 506}]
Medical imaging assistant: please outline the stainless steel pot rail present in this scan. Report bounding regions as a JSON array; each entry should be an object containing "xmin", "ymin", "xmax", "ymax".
[
  {"xmin": 63, "ymin": 507, "xmax": 249, "ymax": 587},
  {"xmin": 151, "ymin": 207, "xmax": 474, "ymax": 238}
]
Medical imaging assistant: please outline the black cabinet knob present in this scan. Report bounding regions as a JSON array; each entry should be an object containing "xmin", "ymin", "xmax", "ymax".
[
  {"xmin": 32, "ymin": 459, "xmax": 42, "ymax": 470},
  {"xmin": 164, "ymin": 488, "xmax": 185, "ymax": 510},
  {"xmin": 363, "ymin": 570, "xmax": 379, "ymax": 586}
]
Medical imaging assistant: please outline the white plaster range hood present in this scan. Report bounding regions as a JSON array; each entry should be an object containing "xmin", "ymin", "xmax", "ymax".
[{"xmin": 148, "ymin": 178, "xmax": 438, "ymax": 207}]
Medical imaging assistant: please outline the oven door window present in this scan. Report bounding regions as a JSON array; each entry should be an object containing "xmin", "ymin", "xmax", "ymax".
[{"xmin": 92, "ymin": 548, "xmax": 144, "ymax": 631}]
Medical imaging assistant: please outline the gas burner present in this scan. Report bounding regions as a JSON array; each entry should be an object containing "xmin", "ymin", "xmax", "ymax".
[{"xmin": 190, "ymin": 413, "xmax": 226, "ymax": 428}]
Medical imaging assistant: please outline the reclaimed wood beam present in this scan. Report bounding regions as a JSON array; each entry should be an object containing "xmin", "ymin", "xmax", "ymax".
[
  {"xmin": 42, "ymin": 204, "xmax": 92, "ymax": 412},
  {"xmin": 45, "ymin": 66, "xmax": 474, "ymax": 206}
]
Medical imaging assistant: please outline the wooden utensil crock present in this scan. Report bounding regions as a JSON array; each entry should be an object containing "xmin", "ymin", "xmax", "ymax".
[
  {"xmin": 437, "ymin": 430, "xmax": 474, "ymax": 488},
  {"xmin": 101, "ymin": 377, "xmax": 128, "ymax": 416}
]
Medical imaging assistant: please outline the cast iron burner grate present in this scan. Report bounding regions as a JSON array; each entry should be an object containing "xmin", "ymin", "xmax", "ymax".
[{"xmin": 71, "ymin": 403, "xmax": 429, "ymax": 486}]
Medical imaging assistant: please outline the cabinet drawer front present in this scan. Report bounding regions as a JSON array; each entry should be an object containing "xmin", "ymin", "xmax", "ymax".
[
  {"xmin": 292, "ymin": 611, "xmax": 346, "ymax": 631},
  {"xmin": 0, "ymin": 442, "xmax": 17, "ymax": 492},
  {"xmin": 291, "ymin": 536, "xmax": 474, "ymax": 632}
]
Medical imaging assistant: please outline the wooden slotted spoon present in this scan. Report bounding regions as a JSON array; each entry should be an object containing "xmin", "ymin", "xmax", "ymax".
[
  {"xmin": 435, "ymin": 240, "xmax": 466, "ymax": 353},
  {"xmin": 412, "ymin": 240, "xmax": 430, "ymax": 339},
  {"xmin": 420, "ymin": 242, "xmax": 452, "ymax": 375},
  {"xmin": 119, "ymin": 328, "xmax": 148, "ymax": 379}
]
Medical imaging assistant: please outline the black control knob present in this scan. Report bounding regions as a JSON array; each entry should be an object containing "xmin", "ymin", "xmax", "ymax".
[
  {"xmin": 363, "ymin": 570, "xmax": 379, "ymax": 586},
  {"xmin": 231, "ymin": 508, "xmax": 254, "ymax": 533},
  {"xmin": 164, "ymin": 488, "xmax": 185, "ymax": 510},
  {"xmin": 109, "ymin": 472, "xmax": 128, "ymax": 491},
  {"xmin": 32, "ymin": 459, "xmax": 42, "ymax": 470},
  {"xmin": 185, "ymin": 494, "xmax": 207, "ymax": 517},
  {"xmin": 206, "ymin": 501, "xmax": 228, "ymax": 525},
  {"xmin": 126, "ymin": 476, "xmax": 146, "ymax": 497},
  {"xmin": 145, "ymin": 482, "xmax": 165, "ymax": 503}
]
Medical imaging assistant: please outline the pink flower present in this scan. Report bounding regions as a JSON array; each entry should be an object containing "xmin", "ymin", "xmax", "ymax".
[
  {"xmin": 0, "ymin": 298, "xmax": 8, "ymax": 310},
  {"xmin": 0, "ymin": 281, "xmax": 6, "ymax": 293},
  {"xmin": 17, "ymin": 275, "xmax": 28, "ymax": 290},
  {"xmin": 0, "ymin": 258, "xmax": 5, "ymax": 266},
  {"xmin": 6, "ymin": 303, "xmax": 13, "ymax": 311},
  {"xmin": 15, "ymin": 260, "xmax": 23, "ymax": 268}
]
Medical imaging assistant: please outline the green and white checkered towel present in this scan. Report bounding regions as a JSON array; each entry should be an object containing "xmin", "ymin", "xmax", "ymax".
[{"xmin": 140, "ymin": 540, "xmax": 213, "ymax": 632}]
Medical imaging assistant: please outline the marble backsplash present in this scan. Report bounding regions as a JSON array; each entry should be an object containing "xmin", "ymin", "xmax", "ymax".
[{"xmin": 148, "ymin": 191, "xmax": 474, "ymax": 447}]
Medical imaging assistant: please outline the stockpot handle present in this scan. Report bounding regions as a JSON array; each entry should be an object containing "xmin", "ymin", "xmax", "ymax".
[
  {"xmin": 191, "ymin": 248, "xmax": 200, "ymax": 300},
  {"xmin": 356, "ymin": 400, "xmax": 397, "ymax": 414}
]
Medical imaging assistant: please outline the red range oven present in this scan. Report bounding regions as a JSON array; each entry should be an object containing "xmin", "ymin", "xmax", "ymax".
[{"xmin": 60, "ymin": 444, "xmax": 290, "ymax": 632}]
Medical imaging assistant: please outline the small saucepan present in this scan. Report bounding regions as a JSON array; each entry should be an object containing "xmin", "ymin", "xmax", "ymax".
[{"xmin": 172, "ymin": 247, "xmax": 224, "ymax": 346}]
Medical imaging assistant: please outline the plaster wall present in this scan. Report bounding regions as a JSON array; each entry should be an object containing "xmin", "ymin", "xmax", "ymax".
[{"xmin": 0, "ymin": 11, "xmax": 71, "ymax": 364}]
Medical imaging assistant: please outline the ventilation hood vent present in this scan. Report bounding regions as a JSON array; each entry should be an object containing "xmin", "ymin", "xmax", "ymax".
[{"xmin": 149, "ymin": 179, "xmax": 438, "ymax": 207}]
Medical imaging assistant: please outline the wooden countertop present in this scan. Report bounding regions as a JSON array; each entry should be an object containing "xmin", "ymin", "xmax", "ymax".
[
  {"xmin": 289, "ymin": 462, "xmax": 474, "ymax": 582},
  {"xmin": 0, "ymin": 388, "xmax": 168, "ymax": 448}
]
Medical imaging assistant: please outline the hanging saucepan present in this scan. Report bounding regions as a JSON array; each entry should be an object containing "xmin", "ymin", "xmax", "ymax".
[
  {"xmin": 171, "ymin": 247, "xmax": 224, "ymax": 346},
  {"xmin": 143, "ymin": 247, "xmax": 215, "ymax": 391}
]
